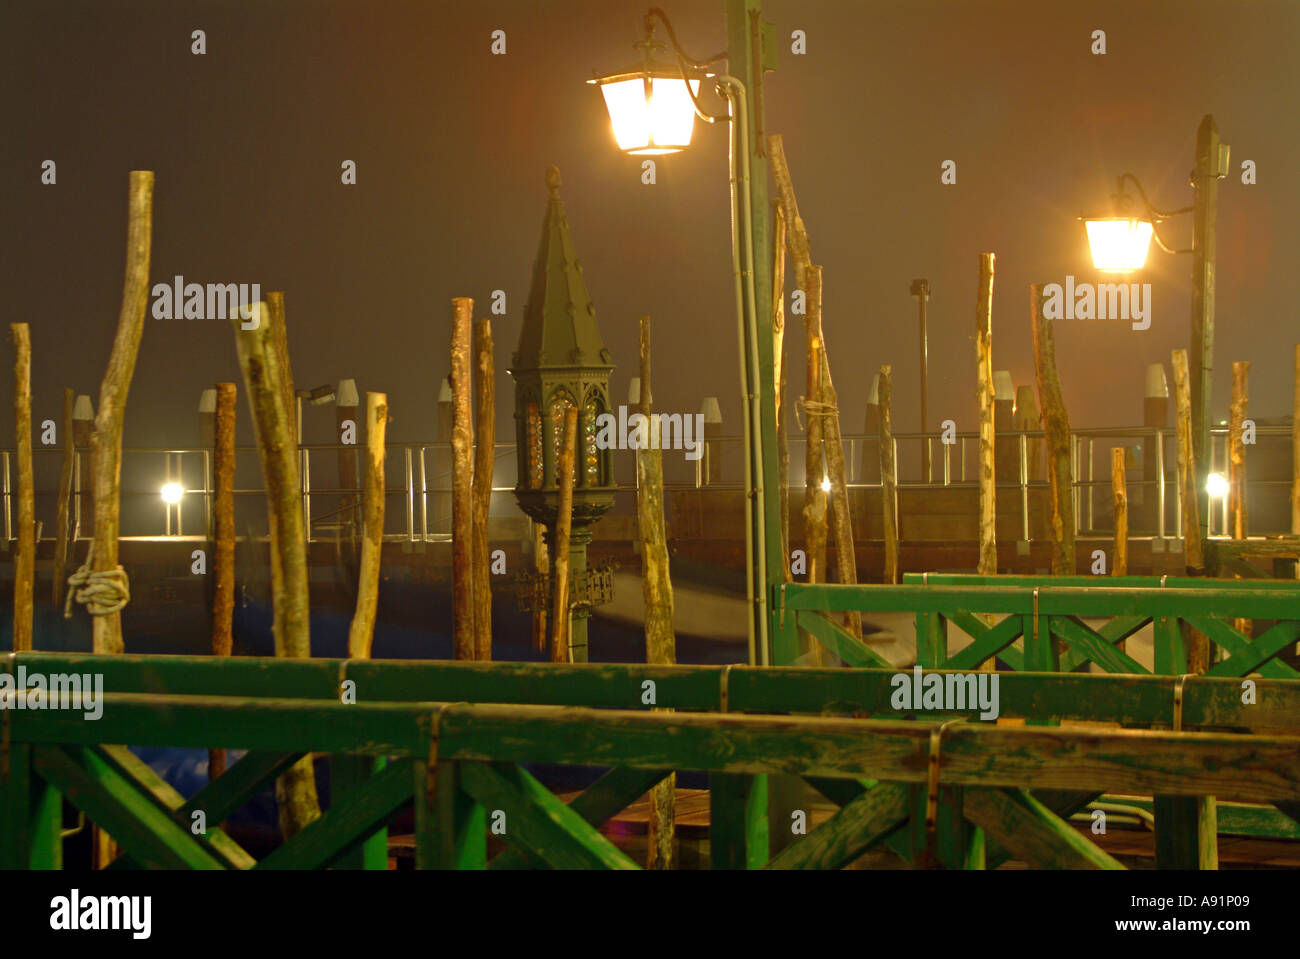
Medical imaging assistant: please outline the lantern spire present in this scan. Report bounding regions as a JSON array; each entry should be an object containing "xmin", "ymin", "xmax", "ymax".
[{"xmin": 514, "ymin": 166, "xmax": 612, "ymax": 373}]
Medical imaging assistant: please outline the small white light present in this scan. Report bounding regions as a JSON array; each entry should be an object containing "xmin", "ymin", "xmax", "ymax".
[
  {"xmin": 820, "ymin": 477, "xmax": 832, "ymax": 493},
  {"xmin": 161, "ymin": 482, "xmax": 184, "ymax": 504},
  {"xmin": 1206, "ymin": 472, "xmax": 1229, "ymax": 499}
]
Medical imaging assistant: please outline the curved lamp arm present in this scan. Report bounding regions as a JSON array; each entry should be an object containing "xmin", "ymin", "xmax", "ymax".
[
  {"xmin": 1115, "ymin": 172, "xmax": 1194, "ymax": 254},
  {"xmin": 643, "ymin": 7, "xmax": 727, "ymax": 124}
]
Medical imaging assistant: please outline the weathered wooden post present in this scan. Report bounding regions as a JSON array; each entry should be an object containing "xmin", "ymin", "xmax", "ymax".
[
  {"xmin": 348, "ymin": 393, "xmax": 387, "ymax": 659},
  {"xmin": 208, "ymin": 382, "xmax": 236, "ymax": 780},
  {"xmin": 1031, "ymin": 283, "xmax": 1075, "ymax": 575},
  {"xmin": 1112, "ymin": 446, "xmax": 1128, "ymax": 653},
  {"xmin": 450, "ymin": 298, "xmax": 475, "ymax": 660},
  {"xmin": 773, "ymin": 202, "xmax": 790, "ymax": 564},
  {"xmin": 472, "ymin": 318, "xmax": 495, "ymax": 661},
  {"xmin": 1228, "ymin": 361, "xmax": 1251, "ymax": 637},
  {"xmin": 549, "ymin": 406, "xmax": 578, "ymax": 663},
  {"xmin": 637, "ymin": 315, "xmax": 677, "ymax": 869},
  {"xmin": 81, "ymin": 171, "xmax": 153, "ymax": 662},
  {"xmin": 878, "ymin": 365, "xmax": 899, "ymax": 585},
  {"xmin": 1172, "ymin": 350, "xmax": 1205, "ymax": 575},
  {"xmin": 1228, "ymin": 361, "xmax": 1249, "ymax": 541},
  {"xmin": 10, "ymin": 324, "xmax": 33, "ymax": 651},
  {"xmin": 52, "ymin": 389, "xmax": 75, "ymax": 609},
  {"xmin": 771, "ymin": 142, "xmax": 859, "ymax": 636},
  {"xmin": 336, "ymin": 378, "xmax": 360, "ymax": 535},
  {"xmin": 820, "ymin": 334, "xmax": 862, "ymax": 639},
  {"xmin": 975, "ymin": 255, "xmax": 997, "ymax": 579},
  {"xmin": 1112, "ymin": 448, "xmax": 1128, "ymax": 577},
  {"xmin": 231, "ymin": 301, "xmax": 321, "ymax": 838},
  {"xmin": 803, "ymin": 332, "xmax": 828, "ymax": 664}
]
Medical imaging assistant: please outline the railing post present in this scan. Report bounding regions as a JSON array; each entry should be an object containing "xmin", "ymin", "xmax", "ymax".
[
  {"xmin": 405, "ymin": 446, "xmax": 415, "ymax": 543},
  {"xmin": 0, "ymin": 743, "xmax": 62, "ymax": 869},
  {"xmin": 709, "ymin": 772, "xmax": 768, "ymax": 869},
  {"xmin": 414, "ymin": 756, "xmax": 486, "ymax": 870}
]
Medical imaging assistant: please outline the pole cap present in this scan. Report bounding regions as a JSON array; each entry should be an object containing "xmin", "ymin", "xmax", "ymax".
[
  {"xmin": 909, "ymin": 278, "xmax": 930, "ymax": 299},
  {"xmin": 338, "ymin": 378, "xmax": 361, "ymax": 407},
  {"xmin": 1144, "ymin": 364, "xmax": 1169, "ymax": 399},
  {"xmin": 994, "ymin": 371, "xmax": 1014, "ymax": 401}
]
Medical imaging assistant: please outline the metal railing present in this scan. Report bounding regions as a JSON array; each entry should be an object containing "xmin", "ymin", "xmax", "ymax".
[{"xmin": 1, "ymin": 424, "xmax": 1292, "ymax": 543}]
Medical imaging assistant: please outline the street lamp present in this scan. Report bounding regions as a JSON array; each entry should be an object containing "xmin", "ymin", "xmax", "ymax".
[
  {"xmin": 1083, "ymin": 116, "xmax": 1230, "ymax": 566},
  {"xmin": 587, "ymin": 22, "xmax": 712, "ymax": 155},
  {"xmin": 591, "ymin": 5, "xmax": 778, "ymax": 666},
  {"xmin": 1081, "ymin": 173, "xmax": 1190, "ymax": 273}
]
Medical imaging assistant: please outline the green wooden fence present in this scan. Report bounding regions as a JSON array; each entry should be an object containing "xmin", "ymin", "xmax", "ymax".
[
  {"xmin": 4, "ymin": 647, "xmax": 1300, "ymax": 870},
  {"xmin": 779, "ymin": 572, "xmax": 1300, "ymax": 865}
]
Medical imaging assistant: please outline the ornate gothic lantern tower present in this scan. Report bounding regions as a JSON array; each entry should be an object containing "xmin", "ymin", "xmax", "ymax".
[{"xmin": 510, "ymin": 166, "xmax": 617, "ymax": 662}]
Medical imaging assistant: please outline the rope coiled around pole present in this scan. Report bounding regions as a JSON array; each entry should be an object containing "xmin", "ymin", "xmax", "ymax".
[{"xmin": 63, "ymin": 544, "xmax": 130, "ymax": 619}]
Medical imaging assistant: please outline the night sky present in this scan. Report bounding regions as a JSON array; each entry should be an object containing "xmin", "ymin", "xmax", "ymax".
[{"xmin": 2, "ymin": 0, "xmax": 1297, "ymax": 457}]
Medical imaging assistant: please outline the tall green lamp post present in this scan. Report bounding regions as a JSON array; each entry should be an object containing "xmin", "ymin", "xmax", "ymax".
[
  {"xmin": 510, "ymin": 166, "xmax": 618, "ymax": 663},
  {"xmin": 590, "ymin": 1, "xmax": 787, "ymax": 667}
]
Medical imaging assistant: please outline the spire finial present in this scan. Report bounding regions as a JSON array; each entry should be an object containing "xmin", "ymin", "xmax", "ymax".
[{"xmin": 546, "ymin": 165, "xmax": 562, "ymax": 197}]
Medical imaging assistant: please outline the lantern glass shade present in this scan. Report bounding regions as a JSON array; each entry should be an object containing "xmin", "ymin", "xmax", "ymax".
[
  {"xmin": 596, "ymin": 74, "xmax": 702, "ymax": 155},
  {"xmin": 1084, "ymin": 217, "xmax": 1155, "ymax": 273}
]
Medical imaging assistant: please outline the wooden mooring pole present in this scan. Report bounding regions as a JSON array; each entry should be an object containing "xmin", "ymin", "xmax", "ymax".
[
  {"xmin": 1111, "ymin": 448, "xmax": 1128, "ymax": 577},
  {"xmin": 1229, "ymin": 361, "xmax": 1249, "ymax": 541},
  {"xmin": 348, "ymin": 393, "xmax": 387, "ymax": 660},
  {"xmin": 450, "ymin": 298, "xmax": 475, "ymax": 660},
  {"xmin": 637, "ymin": 315, "xmax": 677, "ymax": 869},
  {"xmin": 231, "ymin": 300, "xmax": 321, "ymax": 839},
  {"xmin": 10, "ymin": 323, "xmax": 33, "ymax": 652},
  {"xmin": 208, "ymin": 382, "xmax": 236, "ymax": 780},
  {"xmin": 1228, "ymin": 361, "xmax": 1250, "ymax": 637},
  {"xmin": 549, "ymin": 405, "xmax": 578, "ymax": 663},
  {"xmin": 472, "ymin": 318, "xmax": 494, "ymax": 661},
  {"xmin": 1031, "ymin": 283, "xmax": 1075, "ymax": 575},
  {"xmin": 52, "ymin": 388, "xmax": 75, "ymax": 610},
  {"xmin": 84, "ymin": 170, "xmax": 153, "ymax": 658},
  {"xmin": 975, "ymin": 255, "xmax": 996, "ymax": 580},
  {"xmin": 878, "ymin": 365, "xmax": 899, "ymax": 585}
]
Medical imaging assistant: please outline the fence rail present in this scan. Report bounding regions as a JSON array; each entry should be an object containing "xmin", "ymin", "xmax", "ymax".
[{"xmin": 4, "ymin": 641, "xmax": 1300, "ymax": 870}]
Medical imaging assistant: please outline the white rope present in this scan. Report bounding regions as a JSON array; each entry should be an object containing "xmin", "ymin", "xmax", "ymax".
[{"xmin": 63, "ymin": 544, "xmax": 130, "ymax": 619}]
